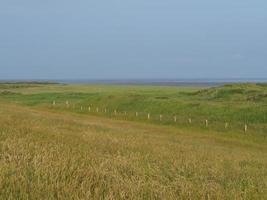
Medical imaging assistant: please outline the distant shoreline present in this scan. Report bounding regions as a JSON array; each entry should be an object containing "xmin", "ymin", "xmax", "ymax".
[{"xmin": 1, "ymin": 79, "xmax": 267, "ymax": 87}]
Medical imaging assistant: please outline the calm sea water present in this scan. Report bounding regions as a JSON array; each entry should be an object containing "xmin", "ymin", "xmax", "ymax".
[
  {"xmin": 56, "ymin": 79, "xmax": 267, "ymax": 87},
  {"xmin": 1, "ymin": 79, "xmax": 267, "ymax": 87}
]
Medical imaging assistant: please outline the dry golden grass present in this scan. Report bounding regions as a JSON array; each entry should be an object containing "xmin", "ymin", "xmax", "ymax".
[{"xmin": 0, "ymin": 103, "xmax": 267, "ymax": 199}]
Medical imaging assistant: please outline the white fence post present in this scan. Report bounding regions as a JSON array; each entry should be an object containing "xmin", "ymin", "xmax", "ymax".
[
  {"xmin": 244, "ymin": 124, "xmax": 248, "ymax": 133},
  {"xmin": 188, "ymin": 118, "xmax": 192, "ymax": 124},
  {"xmin": 205, "ymin": 119, "xmax": 208, "ymax": 127},
  {"xmin": 225, "ymin": 122, "xmax": 229, "ymax": 129}
]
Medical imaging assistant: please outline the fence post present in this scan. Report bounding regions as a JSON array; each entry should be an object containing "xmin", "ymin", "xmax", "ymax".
[
  {"xmin": 136, "ymin": 112, "xmax": 138, "ymax": 117},
  {"xmin": 160, "ymin": 114, "xmax": 162, "ymax": 121},
  {"xmin": 174, "ymin": 116, "xmax": 177, "ymax": 123},
  {"xmin": 105, "ymin": 108, "xmax": 107, "ymax": 113},
  {"xmin": 66, "ymin": 101, "xmax": 69, "ymax": 108},
  {"xmin": 114, "ymin": 110, "xmax": 117, "ymax": 115},
  {"xmin": 188, "ymin": 118, "xmax": 192, "ymax": 124},
  {"xmin": 147, "ymin": 113, "xmax": 150, "ymax": 120},
  {"xmin": 53, "ymin": 100, "xmax": 56, "ymax": 106},
  {"xmin": 81, "ymin": 106, "xmax": 83, "ymax": 111},
  {"xmin": 225, "ymin": 122, "xmax": 229, "ymax": 129},
  {"xmin": 244, "ymin": 124, "xmax": 248, "ymax": 133},
  {"xmin": 96, "ymin": 107, "xmax": 99, "ymax": 113},
  {"xmin": 205, "ymin": 119, "xmax": 208, "ymax": 127}
]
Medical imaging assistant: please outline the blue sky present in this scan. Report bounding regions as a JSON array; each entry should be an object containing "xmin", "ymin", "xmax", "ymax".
[{"xmin": 0, "ymin": 0, "xmax": 266, "ymax": 79}]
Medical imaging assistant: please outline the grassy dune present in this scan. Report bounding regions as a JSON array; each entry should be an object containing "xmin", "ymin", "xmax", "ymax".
[
  {"xmin": 1, "ymin": 83, "xmax": 267, "ymax": 135},
  {"xmin": 0, "ymin": 83, "xmax": 267, "ymax": 199}
]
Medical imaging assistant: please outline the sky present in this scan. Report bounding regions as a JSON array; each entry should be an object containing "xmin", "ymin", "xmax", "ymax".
[{"xmin": 0, "ymin": 0, "xmax": 267, "ymax": 80}]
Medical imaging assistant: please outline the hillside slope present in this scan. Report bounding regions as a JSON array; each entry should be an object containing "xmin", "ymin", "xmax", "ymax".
[
  {"xmin": 0, "ymin": 103, "xmax": 266, "ymax": 199},
  {"xmin": 1, "ymin": 83, "xmax": 266, "ymax": 135}
]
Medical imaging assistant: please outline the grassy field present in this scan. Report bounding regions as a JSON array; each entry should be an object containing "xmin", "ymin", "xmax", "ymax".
[
  {"xmin": 1, "ymin": 82, "xmax": 267, "ymax": 135},
  {"xmin": 0, "ymin": 83, "xmax": 267, "ymax": 199}
]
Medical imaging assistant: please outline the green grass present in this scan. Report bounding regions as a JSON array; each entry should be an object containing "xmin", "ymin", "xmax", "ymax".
[
  {"xmin": 0, "ymin": 83, "xmax": 267, "ymax": 199},
  {"xmin": 1, "ymin": 83, "xmax": 267, "ymax": 136}
]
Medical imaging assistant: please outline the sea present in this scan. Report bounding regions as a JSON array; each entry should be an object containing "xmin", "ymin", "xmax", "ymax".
[{"xmin": 1, "ymin": 78, "xmax": 267, "ymax": 87}]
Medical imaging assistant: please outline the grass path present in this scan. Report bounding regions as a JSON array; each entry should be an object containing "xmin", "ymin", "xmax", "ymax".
[{"xmin": 0, "ymin": 103, "xmax": 267, "ymax": 199}]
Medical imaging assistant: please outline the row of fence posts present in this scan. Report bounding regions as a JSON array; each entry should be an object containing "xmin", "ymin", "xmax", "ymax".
[{"xmin": 52, "ymin": 100, "xmax": 249, "ymax": 133}]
